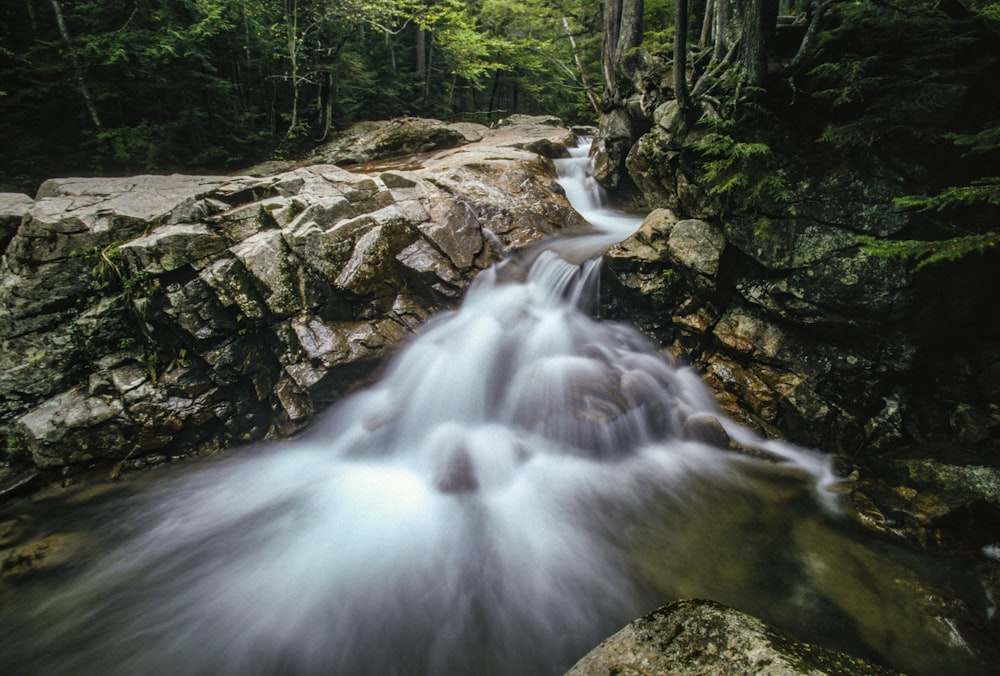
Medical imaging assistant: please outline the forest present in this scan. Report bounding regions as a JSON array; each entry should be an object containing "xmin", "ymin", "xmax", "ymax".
[
  {"xmin": 0, "ymin": 0, "xmax": 610, "ymax": 189},
  {"xmin": 2, "ymin": 0, "xmax": 999, "ymax": 265}
]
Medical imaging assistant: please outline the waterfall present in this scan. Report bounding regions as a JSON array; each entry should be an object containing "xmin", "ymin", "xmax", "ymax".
[{"xmin": 1, "ymin": 141, "xmax": 855, "ymax": 676}]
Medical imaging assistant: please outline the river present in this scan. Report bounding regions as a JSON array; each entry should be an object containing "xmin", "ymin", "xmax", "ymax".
[{"xmin": 0, "ymin": 140, "xmax": 993, "ymax": 675}]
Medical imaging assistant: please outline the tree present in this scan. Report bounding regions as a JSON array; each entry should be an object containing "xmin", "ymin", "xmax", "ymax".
[
  {"xmin": 0, "ymin": 0, "xmax": 606, "ymax": 190},
  {"xmin": 602, "ymin": 0, "xmax": 643, "ymax": 101},
  {"xmin": 48, "ymin": 0, "xmax": 101, "ymax": 129},
  {"xmin": 673, "ymin": 0, "xmax": 693, "ymax": 114},
  {"xmin": 737, "ymin": 0, "xmax": 778, "ymax": 91}
]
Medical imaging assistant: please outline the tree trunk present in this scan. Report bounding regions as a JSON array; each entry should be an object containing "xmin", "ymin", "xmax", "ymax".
[
  {"xmin": 423, "ymin": 31, "xmax": 434, "ymax": 106},
  {"xmin": 563, "ymin": 16, "xmax": 601, "ymax": 116},
  {"xmin": 674, "ymin": 0, "xmax": 694, "ymax": 115},
  {"xmin": 614, "ymin": 0, "xmax": 643, "ymax": 73},
  {"xmin": 415, "ymin": 27, "xmax": 426, "ymax": 86},
  {"xmin": 738, "ymin": 0, "xmax": 778, "ymax": 90},
  {"xmin": 386, "ymin": 31, "xmax": 396, "ymax": 73},
  {"xmin": 712, "ymin": 0, "xmax": 734, "ymax": 62},
  {"xmin": 49, "ymin": 0, "xmax": 101, "ymax": 128},
  {"xmin": 602, "ymin": 0, "xmax": 622, "ymax": 94},
  {"xmin": 315, "ymin": 72, "xmax": 334, "ymax": 142},
  {"xmin": 282, "ymin": 0, "xmax": 300, "ymax": 141},
  {"xmin": 700, "ymin": 0, "xmax": 716, "ymax": 49},
  {"xmin": 602, "ymin": 0, "xmax": 643, "ymax": 102},
  {"xmin": 783, "ymin": 0, "xmax": 832, "ymax": 78},
  {"xmin": 739, "ymin": 0, "xmax": 765, "ymax": 89},
  {"xmin": 26, "ymin": 0, "xmax": 37, "ymax": 33}
]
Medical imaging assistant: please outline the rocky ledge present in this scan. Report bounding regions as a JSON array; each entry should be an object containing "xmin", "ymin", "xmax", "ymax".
[{"xmin": 0, "ymin": 115, "xmax": 588, "ymax": 480}]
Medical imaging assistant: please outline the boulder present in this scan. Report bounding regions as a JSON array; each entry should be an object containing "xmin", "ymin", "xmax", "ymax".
[
  {"xmin": 566, "ymin": 599, "xmax": 897, "ymax": 676},
  {"xmin": 0, "ymin": 116, "xmax": 587, "ymax": 473},
  {"xmin": 0, "ymin": 192, "xmax": 32, "ymax": 250}
]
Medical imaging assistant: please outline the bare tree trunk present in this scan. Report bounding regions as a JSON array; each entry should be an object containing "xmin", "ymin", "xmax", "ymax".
[
  {"xmin": 415, "ymin": 26, "xmax": 426, "ymax": 83},
  {"xmin": 700, "ymin": 0, "xmax": 716, "ymax": 49},
  {"xmin": 26, "ymin": 0, "xmax": 38, "ymax": 33},
  {"xmin": 674, "ymin": 0, "xmax": 694, "ymax": 115},
  {"xmin": 386, "ymin": 32, "xmax": 396, "ymax": 73},
  {"xmin": 602, "ymin": 0, "xmax": 622, "ymax": 94},
  {"xmin": 282, "ymin": 0, "xmax": 300, "ymax": 141},
  {"xmin": 423, "ymin": 31, "xmax": 434, "ymax": 105},
  {"xmin": 614, "ymin": 0, "xmax": 643, "ymax": 71},
  {"xmin": 602, "ymin": 0, "xmax": 643, "ymax": 103},
  {"xmin": 563, "ymin": 16, "xmax": 601, "ymax": 116},
  {"xmin": 315, "ymin": 72, "xmax": 334, "ymax": 142},
  {"xmin": 49, "ymin": 0, "xmax": 101, "ymax": 128},
  {"xmin": 488, "ymin": 72, "xmax": 501, "ymax": 120}
]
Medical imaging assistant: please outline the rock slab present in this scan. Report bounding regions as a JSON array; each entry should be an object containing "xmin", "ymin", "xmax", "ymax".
[{"xmin": 0, "ymin": 116, "xmax": 589, "ymax": 472}]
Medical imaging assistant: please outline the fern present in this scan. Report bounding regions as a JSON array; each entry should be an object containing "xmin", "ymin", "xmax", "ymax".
[
  {"xmin": 949, "ymin": 127, "xmax": 1000, "ymax": 156},
  {"xmin": 695, "ymin": 130, "xmax": 791, "ymax": 221},
  {"xmin": 863, "ymin": 154, "xmax": 999, "ymax": 269},
  {"xmin": 894, "ymin": 177, "xmax": 1000, "ymax": 212},
  {"xmin": 859, "ymin": 232, "xmax": 998, "ymax": 269}
]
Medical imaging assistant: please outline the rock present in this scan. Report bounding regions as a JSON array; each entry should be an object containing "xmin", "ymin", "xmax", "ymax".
[
  {"xmin": 793, "ymin": 511, "xmax": 1000, "ymax": 675},
  {"xmin": 667, "ymin": 218, "xmax": 727, "ymax": 276},
  {"xmin": 0, "ymin": 116, "xmax": 586, "ymax": 472},
  {"xmin": 304, "ymin": 117, "xmax": 483, "ymax": 168},
  {"xmin": 682, "ymin": 412, "xmax": 730, "ymax": 448},
  {"xmin": 120, "ymin": 223, "xmax": 228, "ymax": 274},
  {"xmin": 434, "ymin": 448, "xmax": 479, "ymax": 494},
  {"xmin": 1, "ymin": 532, "xmax": 90, "ymax": 580},
  {"xmin": 593, "ymin": 108, "xmax": 638, "ymax": 191},
  {"xmin": 0, "ymin": 192, "xmax": 33, "ymax": 250},
  {"xmin": 609, "ymin": 207, "xmax": 677, "ymax": 262},
  {"xmin": 566, "ymin": 599, "xmax": 897, "ymax": 676},
  {"xmin": 877, "ymin": 457, "xmax": 1000, "ymax": 505}
]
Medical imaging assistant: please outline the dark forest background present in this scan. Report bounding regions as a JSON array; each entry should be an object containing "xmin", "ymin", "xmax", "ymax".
[
  {"xmin": 0, "ymin": 0, "xmax": 613, "ymax": 190},
  {"xmin": 1, "ymin": 0, "xmax": 998, "ymax": 271}
]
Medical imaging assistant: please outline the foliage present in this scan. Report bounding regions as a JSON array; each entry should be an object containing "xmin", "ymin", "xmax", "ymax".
[
  {"xmin": 693, "ymin": 108, "xmax": 792, "ymax": 227},
  {"xmin": 860, "ymin": 117, "xmax": 1000, "ymax": 269},
  {"xmin": 640, "ymin": 0, "xmax": 677, "ymax": 57},
  {"xmin": 978, "ymin": 2, "xmax": 1000, "ymax": 22},
  {"xmin": 0, "ymin": 0, "xmax": 604, "ymax": 190},
  {"xmin": 858, "ymin": 231, "xmax": 998, "ymax": 269},
  {"xmin": 807, "ymin": 0, "xmax": 987, "ymax": 150}
]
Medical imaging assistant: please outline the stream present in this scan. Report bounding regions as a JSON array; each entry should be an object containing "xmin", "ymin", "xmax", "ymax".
[{"xmin": 0, "ymin": 141, "xmax": 995, "ymax": 675}]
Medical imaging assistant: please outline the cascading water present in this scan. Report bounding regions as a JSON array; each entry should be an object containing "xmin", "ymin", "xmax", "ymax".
[{"xmin": 0, "ymin": 141, "xmax": 993, "ymax": 676}]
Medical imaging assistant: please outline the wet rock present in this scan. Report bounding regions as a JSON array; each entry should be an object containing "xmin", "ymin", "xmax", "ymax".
[
  {"xmin": 566, "ymin": 599, "xmax": 898, "ymax": 676},
  {"xmin": 883, "ymin": 458, "xmax": 1000, "ymax": 504},
  {"xmin": 682, "ymin": 413, "xmax": 730, "ymax": 449},
  {"xmin": 1, "ymin": 532, "xmax": 90, "ymax": 580},
  {"xmin": 120, "ymin": 223, "xmax": 227, "ymax": 274},
  {"xmin": 435, "ymin": 448, "xmax": 479, "ymax": 494},
  {"xmin": 593, "ymin": 108, "xmax": 639, "ymax": 192},
  {"xmin": 610, "ymin": 208, "xmax": 676, "ymax": 262}
]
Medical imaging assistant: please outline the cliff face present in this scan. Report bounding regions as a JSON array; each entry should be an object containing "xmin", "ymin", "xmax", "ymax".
[
  {"xmin": 0, "ymin": 116, "xmax": 588, "ymax": 480},
  {"xmin": 595, "ymin": 5, "xmax": 1000, "ymax": 557}
]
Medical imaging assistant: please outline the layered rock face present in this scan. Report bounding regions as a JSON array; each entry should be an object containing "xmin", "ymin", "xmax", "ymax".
[
  {"xmin": 597, "ymin": 92, "xmax": 998, "ymax": 459},
  {"xmin": 0, "ymin": 116, "xmax": 587, "ymax": 474},
  {"xmin": 596, "ymin": 53, "xmax": 1000, "ymax": 562},
  {"xmin": 602, "ymin": 192, "xmax": 914, "ymax": 455}
]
